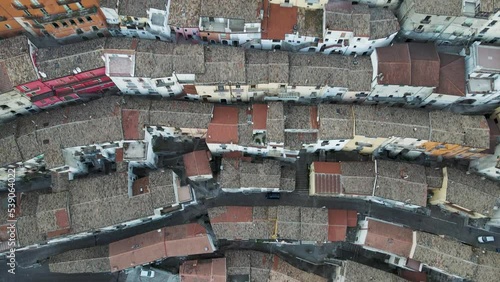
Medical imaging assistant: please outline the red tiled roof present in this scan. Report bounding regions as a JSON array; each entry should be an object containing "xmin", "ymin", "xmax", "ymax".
[
  {"xmin": 55, "ymin": 208, "xmax": 70, "ymax": 229},
  {"xmin": 261, "ymin": 1, "xmax": 298, "ymax": 40},
  {"xmin": 207, "ymin": 106, "xmax": 239, "ymax": 144},
  {"xmin": 180, "ymin": 258, "xmax": 227, "ymax": 282},
  {"xmin": 408, "ymin": 43, "xmax": 440, "ymax": 87},
  {"xmin": 210, "ymin": 206, "xmax": 253, "ymax": 223},
  {"xmin": 328, "ymin": 225, "xmax": 347, "ymax": 242},
  {"xmin": 329, "ymin": 209, "xmax": 348, "ymax": 226},
  {"xmin": 435, "ymin": 53, "xmax": 466, "ymax": 97},
  {"xmin": 252, "ymin": 104, "xmax": 267, "ymax": 130},
  {"xmin": 132, "ymin": 176, "xmax": 150, "ymax": 196},
  {"xmin": 183, "ymin": 150, "xmax": 213, "ymax": 178},
  {"xmin": 376, "ymin": 44, "xmax": 411, "ymax": 85},
  {"xmin": 310, "ymin": 106, "xmax": 319, "ymax": 129},
  {"xmin": 109, "ymin": 223, "xmax": 213, "ymax": 272},
  {"xmin": 183, "ymin": 84, "xmax": 198, "ymax": 95},
  {"xmin": 364, "ymin": 219, "xmax": 414, "ymax": 257},
  {"xmin": 313, "ymin": 162, "xmax": 342, "ymax": 174},
  {"xmin": 313, "ymin": 162, "xmax": 342, "ymax": 194},
  {"xmin": 115, "ymin": 148, "xmax": 124, "ymax": 162},
  {"xmin": 399, "ymin": 269, "xmax": 426, "ymax": 282},
  {"xmin": 347, "ymin": 210, "xmax": 358, "ymax": 227},
  {"xmin": 122, "ymin": 110, "xmax": 141, "ymax": 140}
]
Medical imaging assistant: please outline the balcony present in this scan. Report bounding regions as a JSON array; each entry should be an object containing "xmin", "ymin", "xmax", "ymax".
[
  {"xmin": 57, "ymin": 0, "xmax": 81, "ymax": 4},
  {"xmin": 30, "ymin": 3, "xmax": 44, "ymax": 9},
  {"xmin": 12, "ymin": 4, "xmax": 28, "ymax": 10},
  {"xmin": 26, "ymin": 5, "xmax": 97, "ymax": 23}
]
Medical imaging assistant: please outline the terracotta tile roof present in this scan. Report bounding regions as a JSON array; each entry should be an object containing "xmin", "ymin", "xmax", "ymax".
[
  {"xmin": 327, "ymin": 209, "xmax": 357, "ymax": 242},
  {"xmin": 261, "ymin": 1, "xmax": 298, "ymax": 40},
  {"xmin": 207, "ymin": 106, "xmax": 239, "ymax": 144},
  {"xmin": 435, "ymin": 53, "xmax": 466, "ymax": 97},
  {"xmin": 408, "ymin": 43, "xmax": 440, "ymax": 88},
  {"xmin": 252, "ymin": 104, "xmax": 267, "ymax": 131},
  {"xmin": 180, "ymin": 258, "xmax": 227, "ymax": 282},
  {"xmin": 183, "ymin": 150, "xmax": 213, "ymax": 178},
  {"xmin": 109, "ymin": 223, "xmax": 213, "ymax": 272},
  {"xmin": 314, "ymin": 161, "xmax": 341, "ymax": 174},
  {"xmin": 376, "ymin": 43, "xmax": 411, "ymax": 85},
  {"xmin": 364, "ymin": 219, "xmax": 414, "ymax": 257}
]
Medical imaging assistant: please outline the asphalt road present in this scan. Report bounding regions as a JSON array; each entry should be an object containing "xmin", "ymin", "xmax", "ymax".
[{"xmin": 1, "ymin": 192, "xmax": 500, "ymax": 281}]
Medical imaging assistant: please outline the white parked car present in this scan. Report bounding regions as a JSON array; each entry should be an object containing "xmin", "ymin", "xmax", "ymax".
[
  {"xmin": 477, "ymin": 236, "xmax": 495, "ymax": 243},
  {"xmin": 140, "ymin": 269, "xmax": 155, "ymax": 278}
]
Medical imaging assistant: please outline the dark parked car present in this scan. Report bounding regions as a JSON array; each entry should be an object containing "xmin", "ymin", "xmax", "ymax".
[{"xmin": 266, "ymin": 192, "xmax": 281, "ymax": 199}]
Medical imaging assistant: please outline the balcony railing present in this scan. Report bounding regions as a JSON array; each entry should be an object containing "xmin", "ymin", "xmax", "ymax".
[
  {"xmin": 25, "ymin": 5, "xmax": 97, "ymax": 23},
  {"xmin": 12, "ymin": 4, "xmax": 28, "ymax": 10},
  {"xmin": 30, "ymin": 3, "xmax": 44, "ymax": 9},
  {"xmin": 57, "ymin": 0, "xmax": 81, "ymax": 4}
]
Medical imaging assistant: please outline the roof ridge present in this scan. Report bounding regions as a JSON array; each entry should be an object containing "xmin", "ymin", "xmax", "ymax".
[{"xmin": 39, "ymin": 49, "xmax": 102, "ymax": 63}]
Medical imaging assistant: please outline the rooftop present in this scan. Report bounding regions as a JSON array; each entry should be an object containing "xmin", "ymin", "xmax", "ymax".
[
  {"xmin": 118, "ymin": 0, "xmax": 167, "ymax": 18},
  {"xmin": 342, "ymin": 260, "xmax": 407, "ymax": 282},
  {"xmin": 376, "ymin": 43, "xmax": 443, "ymax": 88},
  {"xmin": 435, "ymin": 53, "xmax": 466, "ymax": 96},
  {"xmin": 109, "ymin": 223, "xmax": 214, "ymax": 272},
  {"xmin": 412, "ymin": 232, "xmax": 500, "ymax": 282},
  {"xmin": 183, "ymin": 150, "xmax": 213, "ymax": 178},
  {"xmin": 225, "ymin": 250, "xmax": 327, "ymax": 282},
  {"xmin": 37, "ymin": 38, "xmax": 107, "ymax": 81},
  {"xmin": 48, "ymin": 246, "xmax": 110, "ymax": 274},
  {"xmin": 261, "ymin": 2, "xmax": 298, "ymax": 40},
  {"xmin": 324, "ymin": 1, "xmax": 399, "ymax": 39},
  {"xmin": 375, "ymin": 160, "xmax": 428, "ymax": 206},
  {"xmin": 363, "ymin": 218, "xmax": 414, "ymax": 257},
  {"xmin": 445, "ymin": 167, "xmax": 500, "ymax": 215},
  {"xmin": 167, "ymin": 0, "xmax": 202, "ymax": 27},
  {"xmin": 197, "ymin": 46, "xmax": 246, "ymax": 84},
  {"xmin": 0, "ymin": 36, "xmax": 38, "ymax": 93},
  {"xmin": 476, "ymin": 43, "xmax": 500, "ymax": 71},
  {"xmin": 408, "ymin": 0, "xmax": 463, "ymax": 17},
  {"xmin": 209, "ymin": 206, "xmax": 355, "ymax": 242},
  {"xmin": 199, "ymin": 0, "xmax": 261, "ymax": 22},
  {"xmin": 180, "ymin": 258, "xmax": 227, "ymax": 282},
  {"xmin": 219, "ymin": 158, "xmax": 283, "ymax": 190},
  {"xmin": 16, "ymin": 169, "xmax": 180, "ymax": 246}
]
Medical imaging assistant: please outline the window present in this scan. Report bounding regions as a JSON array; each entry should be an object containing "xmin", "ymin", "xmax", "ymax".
[
  {"xmin": 42, "ymin": 139, "xmax": 50, "ymax": 144},
  {"xmin": 52, "ymin": 22, "xmax": 59, "ymax": 28},
  {"xmin": 61, "ymin": 21, "xmax": 68, "ymax": 27},
  {"xmin": 92, "ymin": 26, "xmax": 98, "ymax": 31},
  {"xmin": 445, "ymin": 16, "xmax": 452, "ymax": 21},
  {"xmin": 489, "ymin": 20, "xmax": 498, "ymax": 27},
  {"xmin": 5, "ymin": 24, "xmax": 11, "ymax": 29},
  {"xmin": 421, "ymin": 15, "xmax": 431, "ymax": 24},
  {"xmin": 86, "ymin": 16, "xmax": 92, "ymax": 22},
  {"xmin": 250, "ymin": 84, "xmax": 256, "ymax": 88},
  {"xmin": 340, "ymin": 32, "xmax": 346, "ymax": 37},
  {"xmin": 356, "ymin": 38, "xmax": 361, "ymax": 41},
  {"xmin": 23, "ymin": 10, "xmax": 32, "ymax": 17},
  {"xmin": 0, "ymin": 105, "xmax": 10, "ymax": 110},
  {"xmin": 77, "ymin": 17, "xmax": 84, "ymax": 24},
  {"xmin": 69, "ymin": 19, "xmax": 76, "ymax": 25},
  {"xmin": 40, "ymin": 8, "xmax": 49, "ymax": 16}
]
